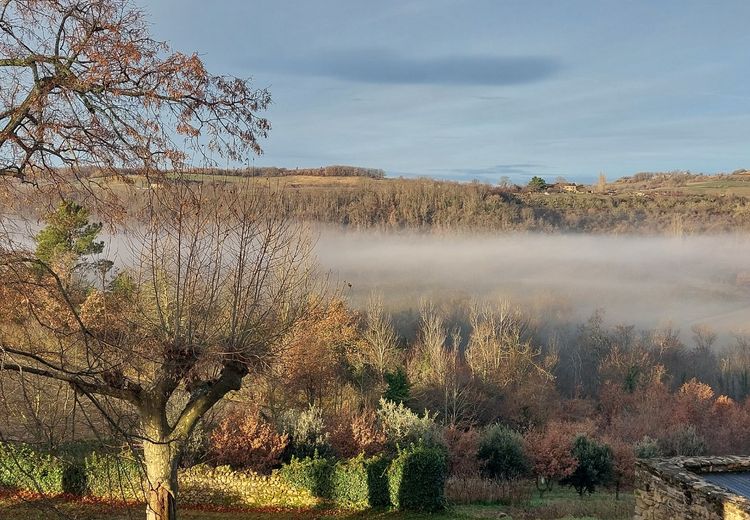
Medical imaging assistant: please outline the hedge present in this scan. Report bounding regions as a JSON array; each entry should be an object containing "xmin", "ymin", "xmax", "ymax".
[
  {"xmin": 279, "ymin": 454, "xmax": 389, "ymax": 508},
  {"xmin": 0, "ymin": 442, "xmax": 143, "ymax": 499},
  {"xmin": 83, "ymin": 452, "xmax": 143, "ymax": 500},
  {"xmin": 332, "ymin": 454, "xmax": 389, "ymax": 508},
  {"xmin": 363, "ymin": 455, "xmax": 390, "ymax": 508},
  {"xmin": 477, "ymin": 424, "xmax": 530, "ymax": 481},
  {"xmin": 387, "ymin": 444, "xmax": 447, "ymax": 512},
  {"xmin": 278, "ymin": 455, "xmax": 334, "ymax": 499},
  {"xmin": 0, "ymin": 441, "xmax": 446, "ymax": 512},
  {"xmin": 0, "ymin": 442, "xmax": 66, "ymax": 495}
]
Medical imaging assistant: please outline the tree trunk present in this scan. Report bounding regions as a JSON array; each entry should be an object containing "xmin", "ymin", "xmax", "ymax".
[{"xmin": 143, "ymin": 439, "xmax": 179, "ymax": 520}]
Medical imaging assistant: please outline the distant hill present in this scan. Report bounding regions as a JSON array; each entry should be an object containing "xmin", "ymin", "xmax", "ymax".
[
  {"xmin": 610, "ymin": 169, "xmax": 750, "ymax": 197},
  {"xmin": 188, "ymin": 165, "xmax": 385, "ymax": 179}
]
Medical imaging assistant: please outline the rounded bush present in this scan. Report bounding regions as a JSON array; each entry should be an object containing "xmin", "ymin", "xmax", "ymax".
[{"xmin": 477, "ymin": 424, "xmax": 529, "ymax": 481}]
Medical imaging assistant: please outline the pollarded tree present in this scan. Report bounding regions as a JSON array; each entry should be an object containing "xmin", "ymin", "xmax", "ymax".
[
  {"xmin": 0, "ymin": 183, "xmax": 317, "ymax": 520},
  {"xmin": 0, "ymin": 0, "xmax": 269, "ymax": 202}
]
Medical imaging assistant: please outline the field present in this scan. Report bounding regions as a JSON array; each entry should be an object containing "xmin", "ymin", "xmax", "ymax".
[
  {"xmin": 679, "ymin": 179, "xmax": 750, "ymax": 197},
  {"xmin": 143, "ymin": 173, "xmax": 374, "ymax": 189},
  {"xmin": 0, "ymin": 489, "xmax": 633, "ymax": 520}
]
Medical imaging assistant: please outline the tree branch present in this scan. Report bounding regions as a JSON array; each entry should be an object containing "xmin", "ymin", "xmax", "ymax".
[
  {"xmin": 170, "ymin": 361, "xmax": 247, "ymax": 440},
  {"xmin": 0, "ymin": 359, "xmax": 143, "ymax": 405}
]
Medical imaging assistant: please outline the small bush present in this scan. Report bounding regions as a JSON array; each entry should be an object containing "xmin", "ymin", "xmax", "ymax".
[
  {"xmin": 280, "ymin": 405, "xmax": 332, "ymax": 459},
  {"xmin": 561, "ymin": 435, "xmax": 613, "ymax": 496},
  {"xmin": 443, "ymin": 425, "xmax": 481, "ymax": 477},
  {"xmin": 659, "ymin": 425, "xmax": 707, "ymax": 457},
  {"xmin": 351, "ymin": 410, "xmax": 387, "ymax": 457},
  {"xmin": 328, "ymin": 410, "xmax": 386, "ymax": 459},
  {"xmin": 328, "ymin": 416, "xmax": 358, "ymax": 459},
  {"xmin": 634, "ymin": 436, "xmax": 662, "ymax": 459},
  {"xmin": 477, "ymin": 424, "xmax": 529, "ymax": 481},
  {"xmin": 377, "ymin": 398, "xmax": 441, "ymax": 450},
  {"xmin": 209, "ymin": 411, "xmax": 288, "ymax": 472},
  {"xmin": 0, "ymin": 442, "xmax": 65, "ymax": 494},
  {"xmin": 387, "ymin": 444, "xmax": 447, "ymax": 512}
]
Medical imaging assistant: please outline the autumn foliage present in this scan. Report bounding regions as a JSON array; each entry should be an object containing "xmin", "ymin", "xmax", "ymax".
[{"xmin": 208, "ymin": 411, "xmax": 288, "ymax": 473}]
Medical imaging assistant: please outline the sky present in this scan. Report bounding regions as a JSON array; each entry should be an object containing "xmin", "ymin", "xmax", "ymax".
[{"xmin": 143, "ymin": 1, "xmax": 750, "ymax": 183}]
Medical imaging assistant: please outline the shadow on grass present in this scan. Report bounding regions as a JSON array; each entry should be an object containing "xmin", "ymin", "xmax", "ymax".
[{"xmin": 0, "ymin": 488, "xmax": 634, "ymax": 520}]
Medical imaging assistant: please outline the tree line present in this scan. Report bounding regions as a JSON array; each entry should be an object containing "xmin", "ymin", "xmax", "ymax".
[{"xmin": 268, "ymin": 177, "xmax": 750, "ymax": 234}]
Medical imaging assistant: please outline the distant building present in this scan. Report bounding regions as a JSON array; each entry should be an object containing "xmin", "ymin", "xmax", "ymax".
[{"xmin": 561, "ymin": 183, "xmax": 580, "ymax": 193}]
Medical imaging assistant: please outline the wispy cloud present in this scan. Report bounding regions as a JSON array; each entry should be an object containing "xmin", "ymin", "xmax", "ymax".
[
  {"xmin": 260, "ymin": 49, "xmax": 561, "ymax": 86},
  {"xmin": 434, "ymin": 163, "xmax": 547, "ymax": 177}
]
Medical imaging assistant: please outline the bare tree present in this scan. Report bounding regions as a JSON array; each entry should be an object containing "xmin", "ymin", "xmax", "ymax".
[
  {"xmin": 0, "ymin": 183, "xmax": 316, "ymax": 520},
  {"xmin": 464, "ymin": 301, "xmax": 552, "ymax": 388},
  {"xmin": 410, "ymin": 302, "xmax": 473, "ymax": 425},
  {"xmin": 360, "ymin": 293, "xmax": 399, "ymax": 380}
]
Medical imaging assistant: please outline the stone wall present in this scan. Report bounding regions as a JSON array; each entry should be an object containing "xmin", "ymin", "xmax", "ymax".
[
  {"xmin": 179, "ymin": 465, "xmax": 317, "ymax": 509},
  {"xmin": 635, "ymin": 456, "xmax": 750, "ymax": 520}
]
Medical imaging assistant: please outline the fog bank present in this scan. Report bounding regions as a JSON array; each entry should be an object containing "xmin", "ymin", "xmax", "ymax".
[{"xmin": 315, "ymin": 230, "xmax": 750, "ymax": 338}]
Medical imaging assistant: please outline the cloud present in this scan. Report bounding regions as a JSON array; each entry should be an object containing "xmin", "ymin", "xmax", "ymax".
[
  {"xmin": 261, "ymin": 49, "xmax": 561, "ymax": 86},
  {"xmin": 434, "ymin": 163, "xmax": 547, "ymax": 177}
]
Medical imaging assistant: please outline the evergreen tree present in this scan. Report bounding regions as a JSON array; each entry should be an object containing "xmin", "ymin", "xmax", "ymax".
[
  {"xmin": 35, "ymin": 201, "xmax": 104, "ymax": 272},
  {"xmin": 527, "ymin": 176, "xmax": 547, "ymax": 192},
  {"xmin": 561, "ymin": 435, "xmax": 613, "ymax": 496}
]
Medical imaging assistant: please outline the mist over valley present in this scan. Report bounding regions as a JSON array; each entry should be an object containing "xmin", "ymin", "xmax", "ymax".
[{"xmin": 315, "ymin": 229, "xmax": 750, "ymax": 342}]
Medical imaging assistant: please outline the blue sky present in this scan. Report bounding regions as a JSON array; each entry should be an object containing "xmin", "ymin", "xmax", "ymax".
[{"xmin": 144, "ymin": 1, "xmax": 750, "ymax": 183}]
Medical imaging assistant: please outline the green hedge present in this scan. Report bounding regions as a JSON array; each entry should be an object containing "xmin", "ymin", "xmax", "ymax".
[
  {"xmin": 0, "ymin": 442, "xmax": 66, "ymax": 494},
  {"xmin": 363, "ymin": 455, "xmax": 390, "ymax": 508},
  {"xmin": 279, "ymin": 449, "xmax": 442, "ymax": 511},
  {"xmin": 0, "ymin": 441, "xmax": 446, "ymax": 512},
  {"xmin": 84, "ymin": 452, "xmax": 143, "ymax": 499},
  {"xmin": 278, "ymin": 455, "xmax": 334, "ymax": 499},
  {"xmin": 332, "ymin": 454, "xmax": 389, "ymax": 508},
  {"xmin": 387, "ymin": 444, "xmax": 447, "ymax": 512},
  {"xmin": 0, "ymin": 442, "xmax": 143, "ymax": 499},
  {"xmin": 279, "ymin": 454, "xmax": 389, "ymax": 509}
]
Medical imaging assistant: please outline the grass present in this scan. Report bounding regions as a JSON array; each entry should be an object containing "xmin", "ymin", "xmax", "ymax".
[
  {"xmin": 0, "ymin": 488, "xmax": 634, "ymax": 520},
  {"xmin": 678, "ymin": 179, "xmax": 750, "ymax": 197}
]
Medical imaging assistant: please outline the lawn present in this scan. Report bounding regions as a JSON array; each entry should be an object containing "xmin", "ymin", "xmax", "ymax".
[{"xmin": 0, "ymin": 488, "xmax": 634, "ymax": 520}]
